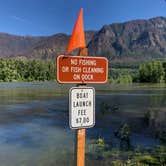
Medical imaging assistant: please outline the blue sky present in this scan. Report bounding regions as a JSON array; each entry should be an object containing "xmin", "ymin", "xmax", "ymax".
[{"xmin": 0, "ymin": 0, "xmax": 165, "ymax": 36}]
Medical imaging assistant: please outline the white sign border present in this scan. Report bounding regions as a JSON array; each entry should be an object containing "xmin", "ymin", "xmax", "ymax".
[{"xmin": 69, "ymin": 87, "xmax": 95, "ymax": 129}]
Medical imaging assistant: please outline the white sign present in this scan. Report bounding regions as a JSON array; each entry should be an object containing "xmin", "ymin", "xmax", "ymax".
[{"xmin": 69, "ymin": 87, "xmax": 95, "ymax": 129}]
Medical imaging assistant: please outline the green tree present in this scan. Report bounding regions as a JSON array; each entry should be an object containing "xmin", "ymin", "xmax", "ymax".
[
  {"xmin": 0, "ymin": 58, "xmax": 55, "ymax": 82},
  {"xmin": 139, "ymin": 61, "xmax": 164, "ymax": 83}
]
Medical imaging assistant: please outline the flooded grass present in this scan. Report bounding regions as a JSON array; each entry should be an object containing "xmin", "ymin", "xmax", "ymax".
[{"xmin": 0, "ymin": 82, "xmax": 165, "ymax": 165}]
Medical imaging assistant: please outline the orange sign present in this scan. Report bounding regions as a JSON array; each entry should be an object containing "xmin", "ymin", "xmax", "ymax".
[{"xmin": 56, "ymin": 55, "xmax": 108, "ymax": 84}]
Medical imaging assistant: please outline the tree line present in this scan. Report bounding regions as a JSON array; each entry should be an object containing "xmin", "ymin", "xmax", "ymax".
[
  {"xmin": 0, "ymin": 58, "xmax": 55, "ymax": 82},
  {"xmin": 110, "ymin": 60, "xmax": 166, "ymax": 84},
  {"xmin": 0, "ymin": 58, "xmax": 166, "ymax": 83}
]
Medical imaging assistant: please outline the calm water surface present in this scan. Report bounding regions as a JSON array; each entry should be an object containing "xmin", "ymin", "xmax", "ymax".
[{"xmin": 0, "ymin": 82, "xmax": 165, "ymax": 166}]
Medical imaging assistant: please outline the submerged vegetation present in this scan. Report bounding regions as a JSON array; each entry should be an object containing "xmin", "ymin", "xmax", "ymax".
[
  {"xmin": 114, "ymin": 123, "xmax": 132, "ymax": 151},
  {"xmin": 87, "ymin": 144, "xmax": 166, "ymax": 166},
  {"xmin": 88, "ymin": 121, "xmax": 166, "ymax": 166},
  {"xmin": 87, "ymin": 101, "xmax": 166, "ymax": 165}
]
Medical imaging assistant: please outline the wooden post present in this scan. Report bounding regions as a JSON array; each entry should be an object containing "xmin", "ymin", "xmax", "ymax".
[
  {"xmin": 75, "ymin": 48, "xmax": 88, "ymax": 166},
  {"xmin": 75, "ymin": 129, "xmax": 85, "ymax": 166}
]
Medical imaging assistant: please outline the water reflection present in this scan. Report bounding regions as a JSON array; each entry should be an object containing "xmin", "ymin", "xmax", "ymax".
[
  {"xmin": 0, "ymin": 82, "xmax": 165, "ymax": 165},
  {"xmin": 145, "ymin": 108, "xmax": 166, "ymax": 137}
]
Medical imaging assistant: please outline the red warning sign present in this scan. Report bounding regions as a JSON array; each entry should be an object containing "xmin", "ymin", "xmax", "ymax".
[{"xmin": 56, "ymin": 55, "xmax": 108, "ymax": 84}]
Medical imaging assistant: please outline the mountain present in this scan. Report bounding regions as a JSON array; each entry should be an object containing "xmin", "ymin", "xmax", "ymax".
[
  {"xmin": 24, "ymin": 33, "xmax": 69, "ymax": 59},
  {"xmin": 0, "ymin": 31, "xmax": 96, "ymax": 59},
  {"xmin": 25, "ymin": 31, "xmax": 96, "ymax": 59},
  {"xmin": 0, "ymin": 16, "xmax": 166, "ymax": 63},
  {"xmin": 0, "ymin": 33, "xmax": 44, "ymax": 57},
  {"xmin": 88, "ymin": 17, "xmax": 166, "ymax": 63}
]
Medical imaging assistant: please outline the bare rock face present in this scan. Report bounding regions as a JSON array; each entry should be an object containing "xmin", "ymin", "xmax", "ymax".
[{"xmin": 88, "ymin": 17, "xmax": 166, "ymax": 61}]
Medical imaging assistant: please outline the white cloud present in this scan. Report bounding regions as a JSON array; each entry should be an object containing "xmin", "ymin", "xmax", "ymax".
[{"xmin": 10, "ymin": 15, "xmax": 30, "ymax": 24}]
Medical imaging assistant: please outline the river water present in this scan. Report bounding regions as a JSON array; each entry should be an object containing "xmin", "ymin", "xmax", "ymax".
[{"xmin": 0, "ymin": 82, "xmax": 165, "ymax": 165}]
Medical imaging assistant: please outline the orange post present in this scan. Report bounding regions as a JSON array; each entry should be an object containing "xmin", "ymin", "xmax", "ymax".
[
  {"xmin": 75, "ymin": 129, "xmax": 86, "ymax": 166},
  {"xmin": 75, "ymin": 48, "xmax": 87, "ymax": 166}
]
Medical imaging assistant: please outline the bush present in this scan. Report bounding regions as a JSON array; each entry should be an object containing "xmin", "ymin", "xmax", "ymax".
[
  {"xmin": 0, "ymin": 58, "xmax": 55, "ymax": 82},
  {"xmin": 138, "ymin": 61, "xmax": 164, "ymax": 83},
  {"xmin": 116, "ymin": 75, "xmax": 133, "ymax": 84}
]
